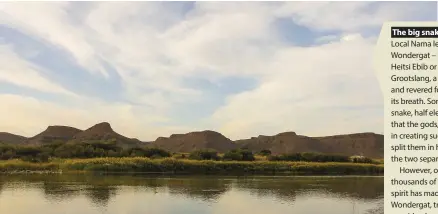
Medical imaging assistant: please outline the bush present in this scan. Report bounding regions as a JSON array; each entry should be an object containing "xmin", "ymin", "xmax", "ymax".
[
  {"xmin": 258, "ymin": 149, "xmax": 272, "ymax": 156},
  {"xmin": 223, "ymin": 151, "xmax": 242, "ymax": 161},
  {"xmin": 15, "ymin": 146, "xmax": 42, "ymax": 157},
  {"xmin": 128, "ymin": 147, "xmax": 145, "ymax": 157},
  {"xmin": 107, "ymin": 150, "xmax": 120, "ymax": 157},
  {"xmin": 268, "ymin": 152, "xmax": 351, "ymax": 163},
  {"xmin": 0, "ymin": 145, "xmax": 16, "ymax": 160},
  {"xmin": 1, "ymin": 150, "xmax": 15, "ymax": 160},
  {"xmin": 223, "ymin": 149, "xmax": 255, "ymax": 161},
  {"xmin": 143, "ymin": 148, "xmax": 171, "ymax": 158},
  {"xmin": 172, "ymin": 153, "xmax": 187, "ymax": 159},
  {"xmin": 189, "ymin": 149, "xmax": 219, "ymax": 160},
  {"xmin": 37, "ymin": 153, "xmax": 50, "ymax": 162}
]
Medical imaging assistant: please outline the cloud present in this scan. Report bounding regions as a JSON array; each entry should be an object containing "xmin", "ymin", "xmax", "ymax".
[
  {"xmin": 0, "ymin": 43, "xmax": 75, "ymax": 96},
  {"xmin": 275, "ymin": 2, "xmax": 436, "ymax": 32},
  {"xmin": 0, "ymin": 2, "xmax": 435, "ymax": 140},
  {"xmin": 0, "ymin": 2, "xmax": 107, "ymax": 77}
]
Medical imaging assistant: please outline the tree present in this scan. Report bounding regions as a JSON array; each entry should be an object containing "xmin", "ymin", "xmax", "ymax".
[
  {"xmin": 223, "ymin": 149, "xmax": 255, "ymax": 161},
  {"xmin": 189, "ymin": 149, "xmax": 219, "ymax": 160}
]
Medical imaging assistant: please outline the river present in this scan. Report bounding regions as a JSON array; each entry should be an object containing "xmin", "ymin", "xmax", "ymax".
[{"xmin": 0, "ymin": 174, "xmax": 382, "ymax": 214}]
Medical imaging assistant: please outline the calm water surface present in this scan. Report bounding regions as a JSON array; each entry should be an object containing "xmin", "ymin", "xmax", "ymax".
[{"xmin": 0, "ymin": 174, "xmax": 383, "ymax": 214}]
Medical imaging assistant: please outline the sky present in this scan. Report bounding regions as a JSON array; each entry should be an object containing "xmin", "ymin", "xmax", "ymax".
[{"xmin": 0, "ymin": 1, "xmax": 436, "ymax": 141}]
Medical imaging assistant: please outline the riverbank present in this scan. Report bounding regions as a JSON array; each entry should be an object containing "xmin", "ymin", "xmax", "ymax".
[{"xmin": 0, "ymin": 157, "xmax": 383, "ymax": 175}]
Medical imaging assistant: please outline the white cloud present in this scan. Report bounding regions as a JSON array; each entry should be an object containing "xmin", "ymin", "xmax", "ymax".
[
  {"xmin": 0, "ymin": 2, "xmax": 431, "ymax": 140},
  {"xmin": 0, "ymin": 44, "xmax": 75, "ymax": 96},
  {"xmin": 0, "ymin": 2, "xmax": 108, "ymax": 77},
  {"xmin": 211, "ymin": 34, "xmax": 383, "ymax": 139},
  {"xmin": 274, "ymin": 2, "xmax": 433, "ymax": 32}
]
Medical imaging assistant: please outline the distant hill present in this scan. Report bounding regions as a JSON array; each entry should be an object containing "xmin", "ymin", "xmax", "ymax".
[
  {"xmin": 235, "ymin": 132, "xmax": 322, "ymax": 154},
  {"xmin": 25, "ymin": 126, "xmax": 83, "ymax": 145},
  {"xmin": 149, "ymin": 130, "xmax": 237, "ymax": 153},
  {"xmin": 236, "ymin": 132, "xmax": 384, "ymax": 158},
  {"xmin": 0, "ymin": 132, "xmax": 27, "ymax": 144},
  {"xmin": 10, "ymin": 122, "xmax": 145, "ymax": 148},
  {"xmin": 70, "ymin": 122, "xmax": 143, "ymax": 148},
  {"xmin": 315, "ymin": 132, "xmax": 384, "ymax": 158},
  {"xmin": 0, "ymin": 124, "xmax": 383, "ymax": 158}
]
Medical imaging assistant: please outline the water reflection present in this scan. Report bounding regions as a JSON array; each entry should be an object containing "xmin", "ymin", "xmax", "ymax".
[
  {"xmin": 233, "ymin": 176, "xmax": 383, "ymax": 201},
  {"xmin": 0, "ymin": 174, "xmax": 383, "ymax": 214},
  {"xmin": 84, "ymin": 186, "xmax": 117, "ymax": 206}
]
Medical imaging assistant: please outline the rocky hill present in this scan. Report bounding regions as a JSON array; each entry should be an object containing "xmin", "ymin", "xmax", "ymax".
[
  {"xmin": 8, "ymin": 122, "xmax": 145, "ymax": 148},
  {"xmin": 315, "ymin": 132, "xmax": 384, "ymax": 158},
  {"xmin": 235, "ymin": 132, "xmax": 322, "ymax": 154},
  {"xmin": 0, "ymin": 124, "xmax": 383, "ymax": 158},
  {"xmin": 0, "ymin": 132, "xmax": 27, "ymax": 144},
  {"xmin": 236, "ymin": 132, "xmax": 383, "ymax": 158},
  {"xmin": 149, "ymin": 130, "xmax": 237, "ymax": 153},
  {"xmin": 25, "ymin": 126, "xmax": 83, "ymax": 145},
  {"xmin": 71, "ymin": 122, "xmax": 143, "ymax": 147}
]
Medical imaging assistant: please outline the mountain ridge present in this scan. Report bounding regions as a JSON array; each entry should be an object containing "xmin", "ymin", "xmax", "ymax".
[{"xmin": 0, "ymin": 123, "xmax": 384, "ymax": 158}]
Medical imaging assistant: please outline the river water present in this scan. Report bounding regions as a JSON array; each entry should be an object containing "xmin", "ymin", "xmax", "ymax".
[{"xmin": 0, "ymin": 174, "xmax": 383, "ymax": 214}]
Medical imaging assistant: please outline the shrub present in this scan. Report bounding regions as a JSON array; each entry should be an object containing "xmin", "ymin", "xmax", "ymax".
[
  {"xmin": 0, "ymin": 150, "xmax": 15, "ymax": 160},
  {"xmin": 143, "ymin": 148, "xmax": 171, "ymax": 158},
  {"xmin": 189, "ymin": 149, "xmax": 219, "ymax": 160},
  {"xmin": 15, "ymin": 146, "xmax": 42, "ymax": 157},
  {"xmin": 172, "ymin": 153, "xmax": 187, "ymax": 159},
  {"xmin": 223, "ymin": 151, "xmax": 242, "ymax": 161},
  {"xmin": 223, "ymin": 149, "xmax": 255, "ymax": 161},
  {"xmin": 107, "ymin": 150, "xmax": 120, "ymax": 157},
  {"xmin": 128, "ymin": 147, "xmax": 145, "ymax": 157},
  {"xmin": 268, "ymin": 152, "xmax": 351, "ymax": 163},
  {"xmin": 37, "ymin": 153, "xmax": 50, "ymax": 162},
  {"xmin": 258, "ymin": 149, "xmax": 272, "ymax": 156}
]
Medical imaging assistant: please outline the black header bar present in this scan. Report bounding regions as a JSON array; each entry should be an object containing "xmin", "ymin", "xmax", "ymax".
[{"xmin": 391, "ymin": 27, "xmax": 438, "ymax": 38}]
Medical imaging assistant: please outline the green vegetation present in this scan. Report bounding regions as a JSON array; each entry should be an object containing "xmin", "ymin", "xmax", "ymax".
[
  {"xmin": 223, "ymin": 149, "xmax": 255, "ymax": 161},
  {"xmin": 0, "ymin": 141, "xmax": 383, "ymax": 175},
  {"xmin": 0, "ymin": 141, "xmax": 170, "ymax": 162},
  {"xmin": 268, "ymin": 152, "xmax": 376, "ymax": 164},
  {"xmin": 188, "ymin": 149, "xmax": 220, "ymax": 160},
  {"xmin": 258, "ymin": 149, "xmax": 272, "ymax": 156},
  {"xmin": 0, "ymin": 157, "xmax": 383, "ymax": 175}
]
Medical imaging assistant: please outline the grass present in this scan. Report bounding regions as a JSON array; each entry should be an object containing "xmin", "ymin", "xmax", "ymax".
[
  {"xmin": 0, "ymin": 157, "xmax": 384, "ymax": 175},
  {"xmin": 0, "ymin": 159, "xmax": 60, "ymax": 172}
]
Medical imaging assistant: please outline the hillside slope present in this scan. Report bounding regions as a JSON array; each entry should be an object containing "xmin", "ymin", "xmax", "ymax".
[
  {"xmin": 150, "ymin": 130, "xmax": 237, "ymax": 153},
  {"xmin": 316, "ymin": 132, "xmax": 384, "ymax": 158},
  {"xmin": 25, "ymin": 126, "xmax": 83, "ymax": 145},
  {"xmin": 0, "ymin": 132, "xmax": 27, "ymax": 144},
  {"xmin": 236, "ymin": 132, "xmax": 384, "ymax": 158},
  {"xmin": 71, "ymin": 122, "xmax": 143, "ymax": 147}
]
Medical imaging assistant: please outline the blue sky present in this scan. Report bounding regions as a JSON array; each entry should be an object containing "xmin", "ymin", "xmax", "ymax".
[{"xmin": 0, "ymin": 2, "xmax": 436, "ymax": 140}]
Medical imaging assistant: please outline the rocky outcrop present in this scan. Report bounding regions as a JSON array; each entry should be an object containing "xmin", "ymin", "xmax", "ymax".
[
  {"xmin": 236, "ymin": 132, "xmax": 384, "ymax": 158},
  {"xmin": 235, "ymin": 131, "xmax": 322, "ymax": 155},
  {"xmin": 150, "ymin": 130, "xmax": 237, "ymax": 153},
  {"xmin": 315, "ymin": 132, "xmax": 384, "ymax": 158},
  {"xmin": 71, "ymin": 122, "xmax": 142, "ymax": 147},
  {"xmin": 25, "ymin": 126, "xmax": 83, "ymax": 145}
]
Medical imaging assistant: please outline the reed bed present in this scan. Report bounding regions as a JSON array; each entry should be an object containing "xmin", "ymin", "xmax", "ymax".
[{"xmin": 0, "ymin": 157, "xmax": 383, "ymax": 175}]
